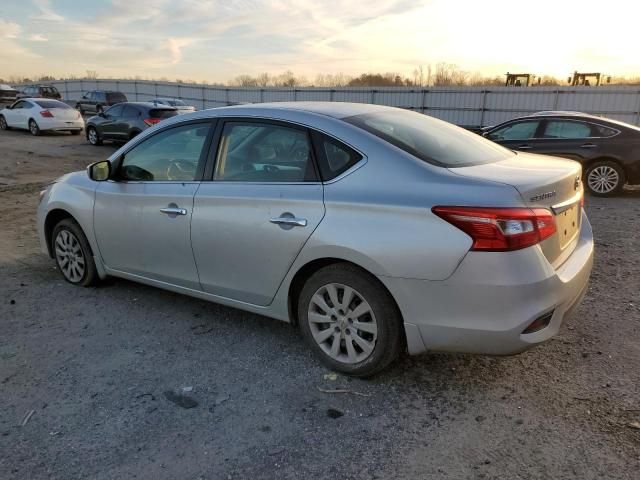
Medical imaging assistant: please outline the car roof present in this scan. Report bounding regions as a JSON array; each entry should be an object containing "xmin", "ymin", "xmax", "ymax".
[
  {"xmin": 203, "ymin": 101, "xmax": 395, "ymax": 119},
  {"xmin": 492, "ymin": 112, "xmax": 640, "ymax": 133}
]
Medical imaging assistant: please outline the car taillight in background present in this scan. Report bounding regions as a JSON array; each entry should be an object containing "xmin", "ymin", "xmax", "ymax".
[
  {"xmin": 144, "ymin": 118, "xmax": 162, "ymax": 126},
  {"xmin": 40, "ymin": 110, "xmax": 54, "ymax": 118},
  {"xmin": 432, "ymin": 206, "xmax": 556, "ymax": 251}
]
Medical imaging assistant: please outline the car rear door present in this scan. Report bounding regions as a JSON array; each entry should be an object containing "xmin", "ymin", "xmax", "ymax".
[
  {"xmin": 93, "ymin": 120, "xmax": 214, "ymax": 288},
  {"xmin": 531, "ymin": 119, "xmax": 609, "ymax": 163},
  {"xmin": 191, "ymin": 119, "xmax": 325, "ymax": 306},
  {"xmin": 99, "ymin": 104, "xmax": 125, "ymax": 140}
]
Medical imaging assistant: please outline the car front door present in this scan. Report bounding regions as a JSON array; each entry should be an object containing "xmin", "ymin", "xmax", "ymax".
[
  {"xmin": 99, "ymin": 104, "xmax": 125, "ymax": 140},
  {"xmin": 4, "ymin": 101, "xmax": 27, "ymax": 128},
  {"xmin": 485, "ymin": 120, "xmax": 543, "ymax": 152},
  {"xmin": 530, "ymin": 119, "xmax": 606, "ymax": 162},
  {"xmin": 191, "ymin": 119, "xmax": 325, "ymax": 306},
  {"xmin": 93, "ymin": 121, "xmax": 214, "ymax": 288}
]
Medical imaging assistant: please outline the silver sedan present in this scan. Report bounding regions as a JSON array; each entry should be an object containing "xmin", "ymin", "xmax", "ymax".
[{"xmin": 37, "ymin": 102, "xmax": 594, "ymax": 376}]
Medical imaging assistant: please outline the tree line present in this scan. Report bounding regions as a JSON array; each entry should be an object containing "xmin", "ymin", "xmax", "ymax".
[{"xmin": 4, "ymin": 64, "xmax": 640, "ymax": 87}]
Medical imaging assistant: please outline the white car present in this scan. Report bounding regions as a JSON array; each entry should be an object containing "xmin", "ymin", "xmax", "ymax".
[
  {"xmin": 150, "ymin": 98, "xmax": 196, "ymax": 114},
  {"xmin": 0, "ymin": 98, "xmax": 84, "ymax": 135}
]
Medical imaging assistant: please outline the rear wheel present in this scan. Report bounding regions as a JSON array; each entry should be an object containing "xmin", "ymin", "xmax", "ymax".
[
  {"xmin": 52, "ymin": 219, "xmax": 98, "ymax": 287},
  {"xmin": 0, "ymin": 115, "xmax": 8, "ymax": 130},
  {"xmin": 585, "ymin": 160, "xmax": 625, "ymax": 196},
  {"xmin": 29, "ymin": 119, "xmax": 40, "ymax": 136},
  {"xmin": 87, "ymin": 126, "xmax": 102, "ymax": 146},
  {"xmin": 298, "ymin": 263, "xmax": 403, "ymax": 377}
]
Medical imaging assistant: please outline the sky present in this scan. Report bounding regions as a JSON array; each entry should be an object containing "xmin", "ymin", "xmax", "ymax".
[{"xmin": 1, "ymin": 0, "xmax": 639, "ymax": 83}]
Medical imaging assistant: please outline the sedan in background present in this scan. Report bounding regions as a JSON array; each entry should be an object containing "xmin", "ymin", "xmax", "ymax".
[
  {"xmin": 0, "ymin": 84, "xmax": 19, "ymax": 102},
  {"xmin": 37, "ymin": 103, "xmax": 593, "ymax": 376},
  {"xmin": 0, "ymin": 98, "xmax": 83, "ymax": 135},
  {"xmin": 85, "ymin": 102, "xmax": 178, "ymax": 145},
  {"xmin": 150, "ymin": 98, "xmax": 196, "ymax": 114},
  {"xmin": 484, "ymin": 113, "xmax": 640, "ymax": 196}
]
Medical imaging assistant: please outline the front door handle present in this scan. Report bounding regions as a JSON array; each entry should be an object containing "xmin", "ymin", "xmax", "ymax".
[
  {"xmin": 160, "ymin": 207, "xmax": 187, "ymax": 216},
  {"xmin": 517, "ymin": 144, "xmax": 532, "ymax": 150},
  {"xmin": 580, "ymin": 143, "xmax": 597, "ymax": 149},
  {"xmin": 270, "ymin": 216, "xmax": 307, "ymax": 227}
]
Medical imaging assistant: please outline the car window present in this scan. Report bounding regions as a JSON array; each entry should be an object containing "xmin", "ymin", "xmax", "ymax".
[
  {"xmin": 86, "ymin": 92, "xmax": 94, "ymax": 101},
  {"xmin": 107, "ymin": 92, "xmax": 127, "ymax": 103},
  {"xmin": 542, "ymin": 121, "xmax": 591, "ymax": 139},
  {"xmin": 488, "ymin": 121, "xmax": 540, "ymax": 141},
  {"xmin": 119, "ymin": 123, "xmax": 210, "ymax": 182},
  {"xmin": 96, "ymin": 92, "xmax": 106, "ymax": 102},
  {"xmin": 590, "ymin": 123, "xmax": 618, "ymax": 138},
  {"xmin": 35, "ymin": 100, "xmax": 70, "ymax": 109},
  {"xmin": 346, "ymin": 110, "xmax": 513, "ymax": 167},
  {"xmin": 12, "ymin": 101, "xmax": 26, "ymax": 109},
  {"xmin": 122, "ymin": 105, "xmax": 139, "ymax": 118},
  {"xmin": 214, "ymin": 122, "xmax": 316, "ymax": 182},
  {"xmin": 149, "ymin": 108, "xmax": 178, "ymax": 119},
  {"xmin": 105, "ymin": 104, "xmax": 124, "ymax": 117},
  {"xmin": 311, "ymin": 132, "xmax": 362, "ymax": 180}
]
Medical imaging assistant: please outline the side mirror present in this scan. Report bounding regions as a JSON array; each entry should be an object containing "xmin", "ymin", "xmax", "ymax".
[{"xmin": 87, "ymin": 160, "xmax": 111, "ymax": 181}]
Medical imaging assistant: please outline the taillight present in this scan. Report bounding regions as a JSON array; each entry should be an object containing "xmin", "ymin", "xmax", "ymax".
[
  {"xmin": 144, "ymin": 118, "xmax": 161, "ymax": 126},
  {"xmin": 40, "ymin": 110, "xmax": 54, "ymax": 118},
  {"xmin": 432, "ymin": 206, "xmax": 556, "ymax": 251}
]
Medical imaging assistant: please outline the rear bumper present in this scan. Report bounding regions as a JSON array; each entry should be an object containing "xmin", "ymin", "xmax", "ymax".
[
  {"xmin": 40, "ymin": 119, "xmax": 84, "ymax": 131},
  {"xmin": 380, "ymin": 209, "xmax": 594, "ymax": 356}
]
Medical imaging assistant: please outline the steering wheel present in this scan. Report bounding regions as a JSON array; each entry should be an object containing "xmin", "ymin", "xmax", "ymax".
[{"xmin": 166, "ymin": 160, "xmax": 196, "ymax": 181}]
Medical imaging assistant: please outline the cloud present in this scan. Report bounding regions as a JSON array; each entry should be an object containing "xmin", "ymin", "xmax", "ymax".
[
  {"xmin": 28, "ymin": 34, "xmax": 48, "ymax": 42},
  {"xmin": 0, "ymin": 19, "xmax": 21, "ymax": 39},
  {"xmin": 32, "ymin": 0, "xmax": 64, "ymax": 21},
  {"xmin": 165, "ymin": 37, "xmax": 194, "ymax": 64}
]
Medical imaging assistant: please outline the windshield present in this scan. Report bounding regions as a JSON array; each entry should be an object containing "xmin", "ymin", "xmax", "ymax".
[
  {"xmin": 345, "ymin": 110, "xmax": 514, "ymax": 167},
  {"xmin": 167, "ymin": 100, "xmax": 187, "ymax": 106}
]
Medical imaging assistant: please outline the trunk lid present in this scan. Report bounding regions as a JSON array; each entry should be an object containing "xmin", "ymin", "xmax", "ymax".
[
  {"xmin": 449, "ymin": 152, "xmax": 583, "ymax": 267},
  {"xmin": 50, "ymin": 108, "xmax": 80, "ymax": 121}
]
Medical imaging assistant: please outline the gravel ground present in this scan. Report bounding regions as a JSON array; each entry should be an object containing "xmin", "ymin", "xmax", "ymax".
[{"xmin": 0, "ymin": 128, "xmax": 639, "ymax": 479}]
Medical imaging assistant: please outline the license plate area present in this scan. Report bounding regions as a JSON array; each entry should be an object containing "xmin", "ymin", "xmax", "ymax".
[{"xmin": 556, "ymin": 204, "xmax": 580, "ymax": 249}]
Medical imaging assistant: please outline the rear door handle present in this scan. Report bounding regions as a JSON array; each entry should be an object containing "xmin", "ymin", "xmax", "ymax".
[
  {"xmin": 160, "ymin": 207, "xmax": 187, "ymax": 216},
  {"xmin": 580, "ymin": 143, "xmax": 597, "ymax": 149},
  {"xmin": 270, "ymin": 216, "xmax": 307, "ymax": 227},
  {"xmin": 517, "ymin": 144, "xmax": 532, "ymax": 150}
]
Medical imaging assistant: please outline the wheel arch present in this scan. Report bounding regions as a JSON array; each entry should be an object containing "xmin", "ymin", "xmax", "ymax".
[
  {"xmin": 44, "ymin": 209, "xmax": 79, "ymax": 257},
  {"xmin": 583, "ymin": 156, "xmax": 627, "ymax": 181}
]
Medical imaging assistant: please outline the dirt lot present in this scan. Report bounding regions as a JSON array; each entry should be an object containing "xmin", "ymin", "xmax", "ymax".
[{"xmin": 0, "ymin": 128, "xmax": 639, "ymax": 480}]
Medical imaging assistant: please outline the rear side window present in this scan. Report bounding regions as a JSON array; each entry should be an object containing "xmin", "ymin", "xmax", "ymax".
[
  {"xmin": 311, "ymin": 132, "xmax": 362, "ymax": 180},
  {"xmin": 107, "ymin": 92, "xmax": 127, "ymax": 103},
  {"xmin": 543, "ymin": 121, "xmax": 591, "ymax": 139},
  {"xmin": 35, "ymin": 100, "xmax": 70, "ymax": 109},
  {"xmin": 591, "ymin": 123, "xmax": 618, "ymax": 138},
  {"xmin": 149, "ymin": 109, "xmax": 178, "ymax": 119},
  {"xmin": 41, "ymin": 87, "xmax": 59, "ymax": 95},
  {"xmin": 105, "ymin": 104, "xmax": 124, "ymax": 117},
  {"xmin": 122, "ymin": 105, "xmax": 139, "ymax": 118}
]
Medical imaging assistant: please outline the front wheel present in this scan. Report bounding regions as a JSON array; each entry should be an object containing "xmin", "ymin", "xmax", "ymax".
[
  {"xmin": 29, "ymin": 119, "xmax": 41, "ymax": 136},
  {"xmin": 87, "ymin": 126, "xmax": 102, "ymax": 145},
  {"xmin": 298, "ymin": 263, "xmax": 404, "ymax": 377},
  {"xmin": 0, "ymin": 115, "xmax": 8, "ymax": 130},
  {"xmin": 52, "ymin": 219, "xmax": 98, "ymax": 287},
  {"xmin": 585, "ymin": 161, "xmax": 625, "ymax": 196}
]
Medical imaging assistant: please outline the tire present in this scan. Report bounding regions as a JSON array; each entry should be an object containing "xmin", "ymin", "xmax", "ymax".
[
  {"xmin": 0, "ymin": 115, "xmax": 8, "ymax": 130},
  {"xmin": 585, "ymin": 160, "xmax": 625, "ymax": 197},
  {"xmin": 51, "ymin": 218, "xmax": 99, "ymax": 287},
  {"xmin": 29, "ymin": 119, "xmax": 41, "ymax": 136},
  {"xmin": 87, "ymin": 126, "xmax": 102, "ymax": 146},
  {"xmin": 298, "ymin": 263, "xmax": 403, "ymax": 377}
]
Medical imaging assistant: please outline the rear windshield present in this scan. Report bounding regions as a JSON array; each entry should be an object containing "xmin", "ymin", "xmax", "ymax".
[
  {"xmin": 149, "ymin": 109, "xmax": 179, "ymax": 119},
  {"xmin": 107, "ymin": 92, "xmax": 127, "ymax": 103},
  {"xmin": 167, "ymin": 99, "xmax": 186, "ymax": 106},
  {"xmin": 41, "ymin": 86, "xmax": 59, "ymax": 95},
  {"xmin": 344, "ymin": 110, "xmax": 514, "ymax": 167},
  {"xmin": 35, "ymin": 100, "xmax": 70, "ymax": 109}
]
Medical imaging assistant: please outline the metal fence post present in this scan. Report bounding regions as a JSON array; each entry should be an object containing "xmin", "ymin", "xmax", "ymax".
[
  {"xmin": 479, "ymin": 90, "xmax": 488, "ymax": 127},
  {"xmin": 154, "ymin": 82, "xmax": 158, "ymax": 97},
  {"xmin": 260, "ymin": 88, "xmax": 264, "ymax": 103},
  {"xmin": 202, "ymin": 85, "xmax": 206, "ymax": 110},
  {"xmin": 133, "ymin": 80, "xmax": 138, "ymax": 101},
  {"xmin": 330, "ymin": 89, "xmax": 335, "ymax": 102},
  {"xmin": 421, "ymin": 89, "xmax": 427, "ymax": 114},
  {"xmin": 371, "ymin": 89, "xmax": 375, "ymax": 104},
  {"xmin": 293, "ymin": 88, "xmax": 297, "ymax": 101},
  {"xmin": 553, "ymin": 89, "xmax": 560, "ymax": 109},
  {"xmin": 225, "ymin": 88, "xmax": 229, "ymax": 105}
]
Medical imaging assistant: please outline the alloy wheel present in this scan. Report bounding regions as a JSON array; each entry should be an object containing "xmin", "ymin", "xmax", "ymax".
[
  {"xmin": 29, "ymin": 120, "xmax": 39, "ymax": 135},
  {"xmin": 307, "ymin": 283, "xmax": 378, "ymax": 364},
  {"xmin": 587, "ymin": 165, "xmax": 619, "ymax": 194},
  {"xmin": 54, "ymin": 229, "xmax": 86, "ymax": 283},
  {"xmin": 88, "ymin": 128, "xmax": 98, "ymax": 144},
  {"xmin": 0, "ymin": 117, "xmax": 6, "ymax": 130}
]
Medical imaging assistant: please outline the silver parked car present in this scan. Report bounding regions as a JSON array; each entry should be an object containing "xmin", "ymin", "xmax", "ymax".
[{"xmin": 37, "ymin": 103, "xmax": 594, "ymax": 376}]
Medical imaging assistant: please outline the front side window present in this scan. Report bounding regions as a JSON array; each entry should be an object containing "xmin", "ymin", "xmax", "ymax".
[
  {"xmin": 214, "ymin": 122, "xmax": 316, "ymax": 182},
  {"xmin": 543, "ymin": 121, "xmax": 591, "ymax": 139},
  {"xmin": 346, "ymin": 110, "xmax": 514, "ymax": 167},
  {"xmin": 118, "ymin": 123, "xmax": 210, "ymax": 181},
  {"xmin": 488, "ymin": 121, "xmax": 540, "ymax": 141},
  {"xmin": 105, "ymin": 104, "xmax": 124, "ymax": 117}
]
